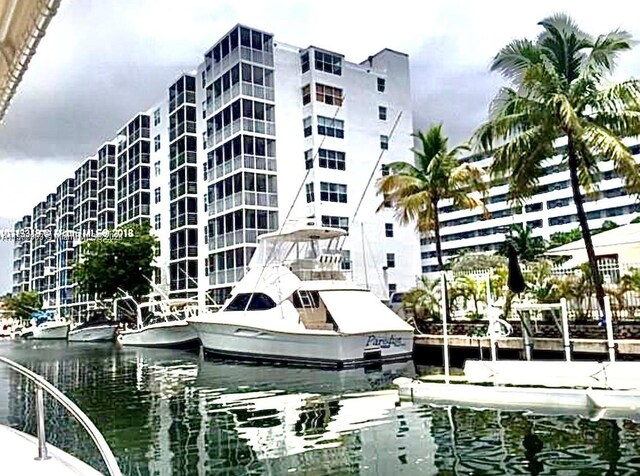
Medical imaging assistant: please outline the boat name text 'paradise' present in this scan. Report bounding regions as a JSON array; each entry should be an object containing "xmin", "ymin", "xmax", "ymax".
[{"xmin": 366, "ymin": 335, "xmax": 405, "ymax": 348}]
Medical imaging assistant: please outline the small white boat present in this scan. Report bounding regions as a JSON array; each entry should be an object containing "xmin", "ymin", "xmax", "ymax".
[
  {"xmin": 463, "ymin": 359, "xmax": 640, "ymax": 391},
  {"xmin": 68, "ymin": 308, "xmax": 118, "ymax": 342},
  {"xmin": 115, "ymin": 296, "xmax": 199, "ymax": 348},
  {"xmin": 21, "ymin": 310, "xmax": 70, "ymax": 340},
  {"xmin": 188, "ymin": 225, "xmax": 414, "ymax": 367},
  {"xmin": 69, "ymin": 321, "xmax": 118, "ymax": 342},
  {"xmin": 393, "ymin": 377, "xmax": 640, "ymax": 421}
]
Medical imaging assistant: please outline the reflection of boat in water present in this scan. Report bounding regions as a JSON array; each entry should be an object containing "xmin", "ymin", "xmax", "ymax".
[
  {"xmin": 20, "ymin": 310, "xmax": 69, "ymax": 340},
  {"xmin": 115, "ymin": 296, "xmax": 199, "ymax": 348},
  {"xmin": 190, "ymin": 359, "xmax": 436, "ymax": 474},
  {"xmin": 189, "ymin": 226, "xmax": 414, "ymax": 367}
]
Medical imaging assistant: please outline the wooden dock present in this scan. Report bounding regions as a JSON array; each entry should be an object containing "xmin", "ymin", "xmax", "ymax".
[{"xmin": 414, "ymin": 334, "xmax": 640, "ymax": 356}]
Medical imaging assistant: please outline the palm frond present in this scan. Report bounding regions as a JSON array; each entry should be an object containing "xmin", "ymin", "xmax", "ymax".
[
  {"xmin": 587, "ymin": 29, "xmax": 635, "ymax": 72},
  {"xmin": 581, "ymin": 123, "xmax": 640, "ymax": 196},
  {"xmin": 490, "ymin": 39, "xmax": 542, "ymax": 84}
]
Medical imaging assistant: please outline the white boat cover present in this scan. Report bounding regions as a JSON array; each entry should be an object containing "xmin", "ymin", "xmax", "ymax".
[{"xmin": 319, "ymin": 290, "xmax": 413, "ymax": 334}]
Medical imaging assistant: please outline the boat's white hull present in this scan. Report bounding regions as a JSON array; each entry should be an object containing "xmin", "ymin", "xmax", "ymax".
[
  {"xmin": 117, "ymin": 321, "xmax": 199, "ymax": 348},
  {"xmin": 393, "ymin": 378, "xmax": 640, "ymax": 420},
  {"xmin": 22, "ymin": 322, "xmax": 69, "ymax": 340},
  {"xmin": 189, "ymin": 321, "xmax": 413, "ymax": 367},
  {"xmin": 68, "ymin": 324, "xmax": 117, "ymax": 342}
]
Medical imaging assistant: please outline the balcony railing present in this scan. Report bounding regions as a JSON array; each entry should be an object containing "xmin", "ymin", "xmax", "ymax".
[
  {"xmin": 209, "ymin": 265, "xmax": 246, "ymax": 286},
  {"xmin": 209, "ymin": 191, "xmax": 277, "ymax": 216},
  {"xmin": 169, "ymin": 121, "xmax": 197, "ymax": 142}
]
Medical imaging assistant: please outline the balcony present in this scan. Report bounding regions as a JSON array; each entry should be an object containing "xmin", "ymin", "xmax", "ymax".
[
  {"xmin": 212, "ymin": 118, "xmax": 241, "ymax": 145},
  {"xmin": 240, "ymin": 46, "xmax": 273, "ymax": 67},
  {"xmin": 242, "ymin": 118, "xmax": 275, "ymax": 136},
  {"xmin": 212, "ymin": 83, "xmax": 241, "ymax": 112},
  {"xmin": 209, "ymin": 190, "xmax": 277, "ymax": 216},
  {"xmin": 169, "ymin": 121, "xmax": 197, "ymax": 142},
  {"xmin": 169, "ymin": 90, "xmax": 197, "ymax": 113},
  {"xmin": 169, "ymin": 150, "xmax": 197, "ymax": 170},
  {"xmin": 241, "ymin": 82, "xmax": 275, "ymax": 102},
  {"xmin": 209, "ymin": 265, "xmax": 246, "ymax": 286}
]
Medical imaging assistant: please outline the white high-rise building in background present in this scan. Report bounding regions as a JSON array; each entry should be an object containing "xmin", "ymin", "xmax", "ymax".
[
  {"xmin": 12, "ymin": 24, "xmax": 422, "ymax": 317},
  {"xmin": 420, "ymin": 145, "xmax": 640, "ymax": 273}
]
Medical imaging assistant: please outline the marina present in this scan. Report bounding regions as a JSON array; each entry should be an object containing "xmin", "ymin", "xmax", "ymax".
[
  {"xmin": 3, "ymin": 341, "xmax": 640, "ymax": 474},
  {"xmin": 5, "ymin": 2, "xmax": 640, "ymax": 475}
]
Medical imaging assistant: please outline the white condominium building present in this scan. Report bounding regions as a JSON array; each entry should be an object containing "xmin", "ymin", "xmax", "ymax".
[
  {"xmin": 420, "ymin": 144, "xmax": 640, "ymax": 273},
  {"xmin": 12, "ymin": 24, "xmax": 421, "ymax": 316}
]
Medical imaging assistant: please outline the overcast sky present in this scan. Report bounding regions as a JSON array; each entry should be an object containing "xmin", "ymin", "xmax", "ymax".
[{"xmin": 2, "ymin": 0, "xmax": 640, "ymax": 292}]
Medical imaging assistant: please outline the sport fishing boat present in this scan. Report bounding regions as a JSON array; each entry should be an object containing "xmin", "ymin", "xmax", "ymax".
[
  {"xmin": 188, "ymin": 225, "xmax": 414, "ymax": 367},
  {"xmin": 20, "ymin": 310, "xmax": 70, "ymax": 340},
  {"xmin": 115, "ymin": 295, "xmax": 199, "ymax": 348},
  {"xmin": 68, "ymin": 309, "xmax": 118, "ymax": 342}
]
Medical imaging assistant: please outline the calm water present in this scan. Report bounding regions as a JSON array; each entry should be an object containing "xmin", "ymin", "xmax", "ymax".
[{"xmin": 1, "ymin": 341, "xmax": 640, "ymax": 475}]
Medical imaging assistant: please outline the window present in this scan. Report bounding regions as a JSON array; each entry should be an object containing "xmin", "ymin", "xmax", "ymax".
[
  {"xmin": 381, "ymin": 164, "xmax": 389, "ymax": 176},
  {"xmin": 320, "ymin": 182, "xmax": 347, "ymax": 203},
  {"xmin": 303, "ymin": 116, "xmax": 312, "ymax": 137},
  {"xmin": 154, "ymin": 187, "xmax": 161, "ymax": 204},
  {"xmin": 380, "ymin": 135, "xmax": 389, "ymax": 150},
  {"xmin": 385, "ymin": 223, "xmax": 394, "ymax": 237},
  {"xmin": 317, "ymin": 116, "xmax": 344, "ymax": 138},
  {"xmin": 154, "ymin": 135, "xmax": 161, "ymax": 152},
  {"xmin": 341, "ymin": 250, "xmax": 351, "ymax": 270},
  {"xmin": 318, "ymin": 149, "xmax": 345, "ymax": 170},
  {"xmin": 301, "ymin": 52, "xmax": 310, "ymax": 73},
  {"xmin": 305, "ymin": 183, "xmax": 314, "ymax": 203},
  {"xmin": 154, "ymin": 214, "xmax": 161, "ymax": 230},
  {"xmin": 304, "ymin": 149, "xmax": 313, "ymax": 170},
  {"xmin": 226, "ymin": 293, "xmax": 276, "ymax": 311},
  {"xmin": 316, "ymin": 84, "xmax": 343, "ymax": 106},
  {"xmin": 378, "ymin": 106, "xmax": 387, "ymax": 120},
  {"xmin": 388, "ymin": 283, "xmax": 397, "ymax": 296},
  {"xmin": 314, "ymin": 51, "xmax": 342, "ymax": 75},
  {"xmin": 321, "ymin": 215, "xmax": 349, "ymax": 232},
  {"xmin": 377, "ymin": 77, "xmax": 386, "ymax": 92},
  {"xmin": 154, "ymin": 161, "xmax": 161, "ymax": 176},
  {"xmin": 386, "ymin": 253, "xmax": 396, "ymax": 268},
  {"xmin": 153, "ymin": 108, "xmax": 161, "ymax": 126},
  {"xmin": 302, "ymin": 84, "xmax": 311, "ymax": 105}
]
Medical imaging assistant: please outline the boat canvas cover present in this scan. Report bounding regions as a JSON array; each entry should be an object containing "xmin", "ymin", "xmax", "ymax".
[{"xmin": 319, "ymin": 290, "xmax": 413, "ymax": 334}]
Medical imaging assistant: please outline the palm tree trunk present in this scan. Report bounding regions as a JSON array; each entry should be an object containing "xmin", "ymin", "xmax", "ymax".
[
  {"xmin": 567, "ymin": 139, "xmax": 606, "ymax": 315},
  {"xmin": 432, "ymin": 199, "xmax": 450, "ymax": 319}
]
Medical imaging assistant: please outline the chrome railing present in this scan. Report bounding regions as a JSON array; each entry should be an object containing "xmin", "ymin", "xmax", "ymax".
[{"xmin": 0, "ymin": 357, "xmax": 122, "ymax": 476}]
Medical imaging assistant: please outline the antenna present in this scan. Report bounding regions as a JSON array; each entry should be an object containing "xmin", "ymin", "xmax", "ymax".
[
  {"xmin": 338, "ymin": 111, "xmax": 403, "ymax": 252},
  {"xmin": 350, "ymin": 111, "xmax": 403, "ymax": 228}
]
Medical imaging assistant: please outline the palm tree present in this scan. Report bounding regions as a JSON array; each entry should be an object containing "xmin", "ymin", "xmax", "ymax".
[
  {"xmin": 475, "ymin": 14, "xmax": 640, "ymax": 315},
  {"xmin": 499, "ymin": 224, "xmax": 547, "ymax": 262},
  {"xmin": 378, "ymin": 123, "xmax": 488, "ymax": 271}
]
